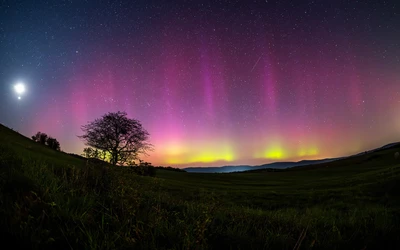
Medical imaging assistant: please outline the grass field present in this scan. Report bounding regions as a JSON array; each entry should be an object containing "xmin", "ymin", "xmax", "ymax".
[{"xmin": 1, "ymin": 123, "xmax": 400, "ymax": 249}]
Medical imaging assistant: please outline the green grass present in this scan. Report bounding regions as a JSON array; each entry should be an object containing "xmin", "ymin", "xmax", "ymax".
[{"xmin": 1, "ymin": 123, "xmax": 400, "ymax": 249}]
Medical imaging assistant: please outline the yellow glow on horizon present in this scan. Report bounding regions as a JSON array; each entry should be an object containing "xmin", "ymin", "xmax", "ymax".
[
  {"xmin": 162, "ymin": 142, "xmax": 187, "ymax": 164},
  {"xmin": 265, "ymin": 148, "xmax": 285, "ymax": 159},
  {"xmin": 254, "ymin": 144, "xmax": 286, "ymax": 160},
  {"xmin": 164, "ymin": 142, "xmax": 187, "ymax": 156},
  {"xmin": 188, "ymin": 142, "xmax": 235, "ymax": 163},
  {"xmin": 165, "ymin": 158, "xmax": 184, "ymax": 165},
  {"xmin": 164, "ymin": 141, "xmax": 235, "ymax": 165},
  {"xmin": 189, "ymin": 151, "xmax": 234, "ymax": 163},
  {"xmin": 298, "ymin": 147, "xmax": 319, "ymax": 157}
]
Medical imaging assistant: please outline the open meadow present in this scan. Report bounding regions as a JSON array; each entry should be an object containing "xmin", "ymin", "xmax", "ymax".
[{"xmin": 1, "ymin": 123, "xmax": 400, "ymax": 249}]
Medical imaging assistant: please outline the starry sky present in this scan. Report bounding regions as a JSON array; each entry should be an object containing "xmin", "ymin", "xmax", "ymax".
[{"xmin": 1, "ymin": 0, "xmax": 400, "ymax": 168}]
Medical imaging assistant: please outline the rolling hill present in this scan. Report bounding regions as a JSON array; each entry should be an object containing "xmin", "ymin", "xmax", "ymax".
[
  {"xmin": 1, "ymin": 123, "xmax": 400, "ymax": 249},
  {"xmin": 185, "ymin": 142, "xmax": 400, "ymax": 173},
  {"xmin": 184, "ymin": 158, "xmax": 340, "ymax": 173}
]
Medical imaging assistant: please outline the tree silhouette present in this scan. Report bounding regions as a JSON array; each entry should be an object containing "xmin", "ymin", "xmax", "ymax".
[
  {"xmin": 39, "ymin": 133, "xmax": 48, "ymax": 144},
  {"xmin": 32, "ymin": 132, "xmax": 60, "ymax": 151},
  {"xmin": 32, "ymin": 132, "xmax": 48, "ymax": 144},
  {"xmin": 78, "ymin": 111, "xmax": 152, "ymax": 166},
  {"xmin": 83, "ymin": 147, "xmax": 94, "ymax": 158},
  {"xmin": 83, "ymin": 147, "xmax": 109, "ymax": 161},
  {"xmin": 46, "ymin": 137, "xmax": 61, "ymax": 151}
]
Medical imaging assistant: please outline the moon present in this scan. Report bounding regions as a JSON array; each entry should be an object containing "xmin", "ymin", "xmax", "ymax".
[
  {"xmin": 14, "ymin": 82, "xmax": 26, "ymax": 99},
  {"xmin": 14, "ymin": 83, "xmax": 25, "ymax": 94}
]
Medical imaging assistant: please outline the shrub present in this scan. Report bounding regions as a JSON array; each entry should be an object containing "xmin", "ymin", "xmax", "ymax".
[{"xmin": 130, "ymin": 161, "xmax": 156, "ymax": 177}]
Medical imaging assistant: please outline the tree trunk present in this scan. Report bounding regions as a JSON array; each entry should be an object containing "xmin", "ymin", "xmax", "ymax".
[{"xmin": 112, "ymin": 149, "xmax": 118, "ymax": 166}]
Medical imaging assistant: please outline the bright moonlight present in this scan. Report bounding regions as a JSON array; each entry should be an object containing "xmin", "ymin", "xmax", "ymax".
[
  {"xmin": 14, "ymin": 83, "xmax": 26, "ymax": 94},
  {"xmin": 14, "ymin": 82, "xmax": 26, "ymax": 99}
]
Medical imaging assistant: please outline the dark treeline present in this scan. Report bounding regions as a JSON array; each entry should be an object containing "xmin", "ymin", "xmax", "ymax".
[{"xmin": 31, "ymin": 131, "xmax": 60, "ymax": 151}]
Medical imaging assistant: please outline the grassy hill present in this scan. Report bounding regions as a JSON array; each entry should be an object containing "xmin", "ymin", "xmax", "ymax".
[{"xmin": 1, "ymin": 123, "xmax": 400, "ymax": 249}]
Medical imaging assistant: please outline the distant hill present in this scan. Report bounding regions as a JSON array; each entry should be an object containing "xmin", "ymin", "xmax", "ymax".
[
  {"xmin": 184, "ymin": 142, "xmax": 400, "ymax": 173},
  {"xmin": 350, "ymin": 142, "xmax": 400, "ymax": 157},
  {"xmin": 184, "ymin": 158, "xmax": 339, "ymax": 173}
]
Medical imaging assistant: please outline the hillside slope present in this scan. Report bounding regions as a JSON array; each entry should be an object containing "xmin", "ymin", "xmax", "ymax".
[
  {"xmin": 0, "ymin": 124, "xmax": 86, "ymax": 168},
  {"xmin": 1, "ymin": 123, "xmax": 400, "ymax": 249}
]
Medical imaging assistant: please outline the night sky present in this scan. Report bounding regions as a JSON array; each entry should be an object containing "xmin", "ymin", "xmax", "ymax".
[{"xmin": 1, "ymin": 0, "xmax": 399, "ymax": 167}]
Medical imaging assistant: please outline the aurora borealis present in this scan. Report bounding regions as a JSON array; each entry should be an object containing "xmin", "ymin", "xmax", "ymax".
[{"xmin": 1, "ymin": 0, "xmax": 399, "ymax": 167}]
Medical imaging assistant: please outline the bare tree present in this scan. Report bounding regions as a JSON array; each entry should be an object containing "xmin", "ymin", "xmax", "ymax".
[{"xmin": 78, "ymin": 111, "xmax": 152, "ymax": 166}]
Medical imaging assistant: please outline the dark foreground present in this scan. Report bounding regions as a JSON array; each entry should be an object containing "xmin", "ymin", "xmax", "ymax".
[{"xmin": 1, "ymin": 124, "xmax": 400, "ymax": 249}]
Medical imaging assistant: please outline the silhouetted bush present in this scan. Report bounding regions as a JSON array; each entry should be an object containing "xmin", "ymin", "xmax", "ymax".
[
  {"xmin": 130, "ymin": 161, "xmax": 156, "ymax": 177},
  {"xmin": 32, "ymin": 132, "xmax": 47, "ymax": 144},
  {"xmin": 46, "ymin": 137, "xmax": 60, "ymax": 151},
  {"xmin": 31, "ymin": 132, "xmax": 61, "ymax": 151},
  {"xmin": 155, "ymin": 166, "xmax": 186, "ymax": 172},
  {"xmin": 82, "ymin": 147, "xmax": 108, "ymax": 161}
]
